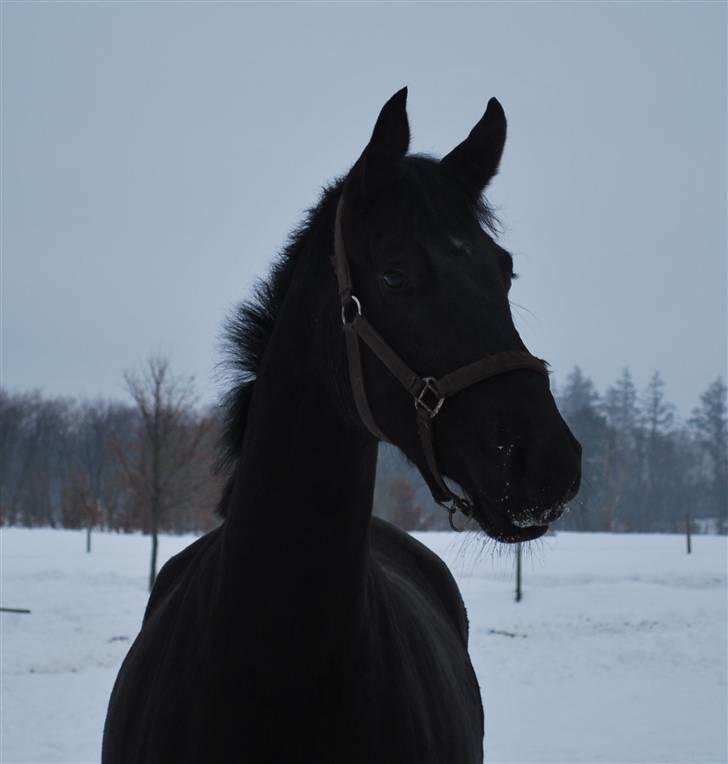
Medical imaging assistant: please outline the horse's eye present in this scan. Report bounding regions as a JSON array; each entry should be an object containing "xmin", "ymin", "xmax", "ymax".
[
  {"xmin": 382, "ymin": 270, "xmax": 407, "ymax": 290},
  {"xmin": 449, "ymin": 238, "xmax": 471, "ymax": 256}
]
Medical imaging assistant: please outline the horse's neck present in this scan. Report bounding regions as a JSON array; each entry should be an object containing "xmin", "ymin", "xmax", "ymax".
[{"xmin": 220, "ymin": 270, "xmax": 378, "ymax": 679}]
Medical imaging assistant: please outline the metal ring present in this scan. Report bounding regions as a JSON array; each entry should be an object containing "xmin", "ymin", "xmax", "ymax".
[
  {"xmin": 439, "ymin": 494, "xmax": 474, "ymax": 531},
  {"xmin": 341, "ymin": 295, "xmax": 362, "ymax": 325},
  {"xmin": 448, "ymin": 508, "xmax": 463, "ymax": 532}
]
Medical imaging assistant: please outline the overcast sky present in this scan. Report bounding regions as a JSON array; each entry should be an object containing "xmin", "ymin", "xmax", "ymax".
[{"xmin": 2, "ymin": 1, "xmax": 725, "ymax": 415}]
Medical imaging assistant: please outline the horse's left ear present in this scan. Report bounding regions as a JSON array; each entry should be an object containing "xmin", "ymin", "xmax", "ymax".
[
  {"xmin": 441, "ymin": 98, "xmax": 507, "ymax": 197},
  {"xmin": 352, "ymin": 87, "xmax": 410, "ymax": 195},
  {"xmin": 367, "ymin": 87, "xmax": 410, "ymax": 158}
]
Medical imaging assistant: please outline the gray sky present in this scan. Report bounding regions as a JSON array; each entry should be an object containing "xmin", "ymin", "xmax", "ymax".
[{"xmin": 2, "ymin": 1, "xmax": 726, "ymax": 415}]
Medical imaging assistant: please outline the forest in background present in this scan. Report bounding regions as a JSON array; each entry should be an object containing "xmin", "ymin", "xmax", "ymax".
[{"xmin": 1, "ymin": 362, "xmax": 726, "ymax": 537}]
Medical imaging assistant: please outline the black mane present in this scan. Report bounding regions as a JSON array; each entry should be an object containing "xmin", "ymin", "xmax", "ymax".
[
  {"xmin": 217, "ymin": 157, "xmax": 498, "ymax": 514},
  {"xmin": 217, "ymin": 178, "xmax": 345, "ymax": 488}
]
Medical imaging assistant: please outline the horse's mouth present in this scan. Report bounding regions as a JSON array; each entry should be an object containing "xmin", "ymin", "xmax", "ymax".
[
  {"xmin": 478, "ymin": 511, "xmax": 549, "ymax": 543},
  {"xmin": 439, "ymin": 476, "xmax": 551, "ymax": 542},
  {"xmin": 458, "ymin": 466, "xmax": 577, "ymax": 542},
  {"xmin": 468, "ymin": 492, "xmax": 552, "ymax": 543}
]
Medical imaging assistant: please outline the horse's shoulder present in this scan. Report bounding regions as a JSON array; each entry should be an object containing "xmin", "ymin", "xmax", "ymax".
[
  {"xmin": 369, "ymin": 517, "xmax": 469, "ymax": 644},
  {"xmin": 143, "ymin": 526, "xmax": 222, "ymax": 623}
]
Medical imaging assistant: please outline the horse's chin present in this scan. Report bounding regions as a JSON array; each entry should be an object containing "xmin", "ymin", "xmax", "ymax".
[
  {"xmin": 478, "ymin": 516, "xmax": 549, "ymax": 544},
  {"xmin": 423, "ymin": 473, "xmax": 552, "ymax": 544},
  {"xmin": 468, "ymin": 495, "xmax": 550, "ymax": 543}
]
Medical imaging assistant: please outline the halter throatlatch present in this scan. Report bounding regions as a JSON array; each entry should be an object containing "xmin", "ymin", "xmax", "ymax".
[{"xmin": 333, "ymin": 193, "xmax": 549, "ymax": 529}]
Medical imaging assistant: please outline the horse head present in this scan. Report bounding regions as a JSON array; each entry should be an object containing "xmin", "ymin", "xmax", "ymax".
[{"xmin": 335, "ymin": 88, "xmax": 581, "ymax": 542}]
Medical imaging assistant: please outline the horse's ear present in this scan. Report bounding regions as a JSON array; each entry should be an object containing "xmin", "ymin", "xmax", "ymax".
[
  {"xmin": 441, "ymin": 97, "xmax": 507, "ymax": 197},
  {"xmin": 368, "ymin": 87, "xmax": 410, "ymax": 158},
  {"xmin": 353, "ymin": 87, "xmax": 410, "ymax": 194}
]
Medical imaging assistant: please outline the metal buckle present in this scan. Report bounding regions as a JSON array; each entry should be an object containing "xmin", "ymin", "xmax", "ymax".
[
  {"xmin": 414, "ymin": 377, "xmax": 444, "ymax": 418},
  {"xmin": 341, "ymin": 295, "xmax": 362, "ymax": 325}
]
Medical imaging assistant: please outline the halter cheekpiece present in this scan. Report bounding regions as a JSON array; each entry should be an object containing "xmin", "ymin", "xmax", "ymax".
[{"xmin": 333, "ymin": 192, "xmax": 549, "ymax": 530}]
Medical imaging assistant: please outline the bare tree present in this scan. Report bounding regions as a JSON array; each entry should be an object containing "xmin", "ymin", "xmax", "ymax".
[
  {"xmin": 117, "ymin": 357, "xmax": 211, "ymax": 589},
  {"xmin": 63, "ymin": 466, "xmax": 100, "ymax": 552},
  {"xmin": 63, "ymin": 400, "xmax": 123, "ymax": 549}
]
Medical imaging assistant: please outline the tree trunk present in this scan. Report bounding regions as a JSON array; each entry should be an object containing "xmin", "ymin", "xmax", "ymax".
[{"xmin": 149, "ymin": 379, "xmax": 161, "ymax": 591}]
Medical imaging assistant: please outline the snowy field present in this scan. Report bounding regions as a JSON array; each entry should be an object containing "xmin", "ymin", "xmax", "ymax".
[{"xmin": 1, "ymin": 528, "xmax": 726, "ymax": 764}]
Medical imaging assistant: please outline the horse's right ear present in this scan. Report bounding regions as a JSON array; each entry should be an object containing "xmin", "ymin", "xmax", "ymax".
[
  {"xmin": 441, "ymin": 98, "xmax": 507, "ymax": 198},
  {"xmin": 351, "ymin": 87, "xmax": 410, "ymax": 195}
]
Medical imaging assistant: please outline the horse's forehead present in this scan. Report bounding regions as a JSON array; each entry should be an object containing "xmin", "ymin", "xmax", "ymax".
[
  {"xmin": 368, "ymin": 220, "xmax": 448, "ymax": 254},
  {"xmin": 368, "ymin": 189, "xmax": 473, "ymax": 245}
]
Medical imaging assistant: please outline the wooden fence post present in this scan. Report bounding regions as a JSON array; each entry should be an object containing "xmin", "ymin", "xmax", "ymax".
[{"xmin": 685, "ymin": 513, "xmax": 692, "ymax": 555}]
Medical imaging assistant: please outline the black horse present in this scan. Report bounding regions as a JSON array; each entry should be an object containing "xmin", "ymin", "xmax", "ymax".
[{"xmin": 102, "ymin": 89, "xmax": 581, "ymax": 764}]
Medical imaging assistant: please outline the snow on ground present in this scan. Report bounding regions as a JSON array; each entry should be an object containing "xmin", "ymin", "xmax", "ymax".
[{"xmin": 1, "ymin": 528, "xmax": 726, "ymax": 764}]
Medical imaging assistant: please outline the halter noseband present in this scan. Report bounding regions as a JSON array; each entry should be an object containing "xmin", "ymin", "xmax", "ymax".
[{"xmin": 333, "ymin": 194, "xmax": 549, "ymax": 529}]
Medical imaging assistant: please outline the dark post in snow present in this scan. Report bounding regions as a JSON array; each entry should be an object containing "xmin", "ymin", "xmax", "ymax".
[
  {"xmin": 515, "ymin": 543, "xmax": 523, "ymax": 602},
  {"xmin": 86, "ymin": 499, "xmax": 100, "ymax": 554},
  {"xmin": 685, "ymin": 513, "xmax": 692, "ymax": 555}
]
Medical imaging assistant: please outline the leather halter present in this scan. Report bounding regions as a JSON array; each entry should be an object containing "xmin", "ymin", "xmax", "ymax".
[{"xmin": 333, "ymin": 193, "xmax": 549, "ymax": 529}]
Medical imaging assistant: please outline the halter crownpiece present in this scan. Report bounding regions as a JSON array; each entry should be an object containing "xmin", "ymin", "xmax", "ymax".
[{"xmin": 333, "ymin": 192, "xmax": 550, "ymax": 529}]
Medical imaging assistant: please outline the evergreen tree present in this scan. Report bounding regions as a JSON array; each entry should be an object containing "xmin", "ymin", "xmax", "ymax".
[
  {"xmin": 559, "ymin": 366, "xmax": 600, "ymax": 421},
  {"xmin": 642, "ymin": 372, "xmax": 675, "ymax": 435},
  {"xmin": 690, "ymin": 378, "xmax": 728, "ymax": 533},
  {"xmin": 640, "ymin": 372, "xmax": 679, "ymax": 530},
  {"xmin": 604, "ymin": 368, "xmax": 640, "ymax": 440},
  {"xmin": 601, "ymin": 369, "xmax": 643, "ymax": 530},
  {"xmin": 558, "ymin": 367, "xmax": 610, "ymax": 531}
]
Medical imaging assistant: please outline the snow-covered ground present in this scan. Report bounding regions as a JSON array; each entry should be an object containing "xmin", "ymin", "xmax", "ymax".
[{"xmin": 1, "ymin": 528, "xmax": 726, "ymax": 764}]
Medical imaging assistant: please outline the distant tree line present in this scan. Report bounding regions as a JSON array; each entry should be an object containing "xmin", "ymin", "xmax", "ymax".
[
  {"xmin": 0, "ymin": 358, "xmax": 221, "ymax": 541},
  {"xmin": 1, "ymin": 365, "xmax": 725, "ymax": 536}
]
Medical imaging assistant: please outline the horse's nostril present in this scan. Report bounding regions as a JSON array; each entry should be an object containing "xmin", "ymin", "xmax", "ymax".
[
  {"xmin": 539, "ymin": 505, "xmax": 565, "ymax": 524},
  {"xmin": 533, "ymin": 472, "xmax": 580, "ymax": 525},
  {"xmin": 566, "ymin": 468, "xmax": 581, "ymax": 501}
]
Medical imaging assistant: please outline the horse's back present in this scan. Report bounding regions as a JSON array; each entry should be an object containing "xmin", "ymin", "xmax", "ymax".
[{"xmin": 102, "ymin": 527, "xmax": 223, "ymax": 764}]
